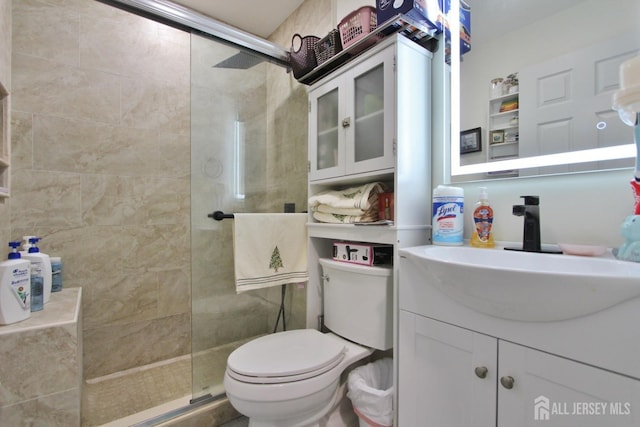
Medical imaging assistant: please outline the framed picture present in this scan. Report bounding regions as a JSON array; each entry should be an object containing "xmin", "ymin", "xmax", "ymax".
[
  {"xmin": 490, "ymin": 130, "xmax": 505, "ymax": 144},
  {"xmin": 460, "ymin": 127, "xmax": 482, "ymax": 154}
]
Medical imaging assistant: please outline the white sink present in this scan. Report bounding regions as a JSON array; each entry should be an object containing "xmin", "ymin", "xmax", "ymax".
[{"xmin": 399, "ymin": 245, "xmax": 640, "ymax": 322}]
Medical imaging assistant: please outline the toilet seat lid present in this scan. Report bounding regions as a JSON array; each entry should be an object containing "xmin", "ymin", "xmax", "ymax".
[{"xmin": 227, "ymin": 329, "xmax": 346, "ymax": 382}]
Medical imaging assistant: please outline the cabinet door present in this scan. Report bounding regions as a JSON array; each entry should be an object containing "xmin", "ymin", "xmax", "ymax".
[
  {"xmin": 398, "ymin": 311, "xmax": 497, "ymax": 427},
  {"xmin": 309, "ymin": 77, "xmax": 344, "ymax": 180},
  {"xmin": 498, "ymin": 341, "xmax": 640, "ymax": 426},
  {"xmin": 345, "ymin": 46, "xmax": 395, "ymax": 175}
]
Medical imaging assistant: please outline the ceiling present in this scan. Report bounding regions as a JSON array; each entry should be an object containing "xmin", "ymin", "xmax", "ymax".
[
  {"xmin": 170, "ymin": 0, "xmax": 306, "ymax": 38},
  {"xmin": 168, "ymin": 0, "xmax": 585, "ymax": 49}
]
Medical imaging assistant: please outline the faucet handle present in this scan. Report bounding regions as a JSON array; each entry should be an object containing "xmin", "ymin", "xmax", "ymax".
[{"xmin": 521, "ymin": 195, "xmax": 539, "ymax": 205}]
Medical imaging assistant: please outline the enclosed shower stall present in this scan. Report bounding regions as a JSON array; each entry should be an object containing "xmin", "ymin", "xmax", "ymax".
[{"xmin": 73, "ymin": 1, "xmax": 310, "ymax": 424}]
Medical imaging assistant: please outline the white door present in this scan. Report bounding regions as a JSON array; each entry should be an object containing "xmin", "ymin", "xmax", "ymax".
[{"xmin": 519, "ymin": 34, "xmax": 637, "ymax": 175}]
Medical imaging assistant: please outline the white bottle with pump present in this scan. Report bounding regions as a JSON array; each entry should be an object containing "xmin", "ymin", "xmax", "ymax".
[
  {"xmin": 21, "ymin": 236, "xmax": 52, "ymax": 304},
  {"xmin": 0, "ymin": 241, "xmax": 31, "ymax": 324}
]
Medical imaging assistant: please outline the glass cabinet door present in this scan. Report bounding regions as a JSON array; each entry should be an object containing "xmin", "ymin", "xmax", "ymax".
[
  {"xmin": 309, "ymin": 79, "xmax": 343, "ymax": 181},
  {"xmin": 347, "ymin": 48, "xmax": 395, "ymax": 174},
  {"xmin": 316, "ymin": 88, "xmax": 340, "ymax": 171},
  {"xmin": 354, "ymin": 65, "xmax": 384, "ymax": 161}
]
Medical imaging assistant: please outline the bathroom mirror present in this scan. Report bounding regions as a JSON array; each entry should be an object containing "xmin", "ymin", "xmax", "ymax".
[{"xmin": 448, "ymin": 0, "xmax": 639, "ymax": 181}]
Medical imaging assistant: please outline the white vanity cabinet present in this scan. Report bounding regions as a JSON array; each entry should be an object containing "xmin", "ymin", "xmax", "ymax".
[
  {"xmin": 398, "ymin": 252, "xmax": 640, "ymax": 427},
  {"xmin": 399, "ymin": 312, "xmax": 640, "ymax": 426}
]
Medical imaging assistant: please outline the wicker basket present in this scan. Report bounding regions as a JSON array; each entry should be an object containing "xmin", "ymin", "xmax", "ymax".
[
  {"xmin": 338, "ymin": 6, "xmax": 378, "ymax": 51},
  {"xmin": 314, "ymin": 29, "xmax": 343, "ymax": 65},
  {"xmin": 290, "ymin": 33, "xmax": 320, "ymax": 79}
]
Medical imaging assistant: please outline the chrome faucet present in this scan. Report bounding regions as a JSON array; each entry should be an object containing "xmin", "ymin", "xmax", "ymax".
[{"xmin": 512, "ymin": 195, "xmax": 542, "ymax": 252}]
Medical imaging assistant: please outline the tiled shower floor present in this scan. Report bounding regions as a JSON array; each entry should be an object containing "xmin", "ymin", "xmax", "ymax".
[
  {"xmin": 83, "ymin": 337, "xmax": 256, "ymax": 426},
  {"xmin": 83, "ymin": 355, "xmax": 192, "ymax": 426}
]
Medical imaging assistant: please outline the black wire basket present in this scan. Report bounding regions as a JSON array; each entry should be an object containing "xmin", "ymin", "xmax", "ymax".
[
  {"xmin": 314, "ymin": 29, "xmax": 343, "ymax": 65},
  {"xmin": 290, "ymin": 33, "xmax": 320, "ymax": 79}
]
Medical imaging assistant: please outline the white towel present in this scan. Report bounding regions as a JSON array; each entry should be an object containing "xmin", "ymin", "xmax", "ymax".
[
  {"xmin": 308, "ymin": 182, "xmax": 386, "ymax": 211},
  {"xmin": 232, "ymin": 213, "xmax": 308, "ymax": 293}
]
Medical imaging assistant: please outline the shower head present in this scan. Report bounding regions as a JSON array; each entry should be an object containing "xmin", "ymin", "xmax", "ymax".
[{"xmin": 213, "ymin": 51, "xmax": 264, "ymax": 69}]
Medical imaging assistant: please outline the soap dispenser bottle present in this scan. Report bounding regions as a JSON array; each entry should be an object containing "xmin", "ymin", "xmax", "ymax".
[
  {"xmin": 470, "ymin": 187, "xmax": 495, "ymax": 248},
  {"xmin": 0, "ymin": 242, "xmax": 32, "ymax": 324},
  {"xmin": 21, "ymin": 237, "xmax": 52, "ymax": 304}
]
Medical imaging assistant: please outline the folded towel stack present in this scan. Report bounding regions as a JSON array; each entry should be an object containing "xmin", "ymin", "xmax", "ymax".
[{"xmin": 308, "ymin": 182, "xmax": 387, "ymax": 224}]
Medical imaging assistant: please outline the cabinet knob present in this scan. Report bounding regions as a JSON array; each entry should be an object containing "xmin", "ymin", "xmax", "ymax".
[
  {"xmin": 474, "ymin": 366, "xmax": 488, "ymax": 379},
  {"xmin": 342, "ymin": 117, "xmax": 351, "ymax": 128},
  {"xmin": 500, "ymin": 376, "xmax": 515, "ymax": 389}
]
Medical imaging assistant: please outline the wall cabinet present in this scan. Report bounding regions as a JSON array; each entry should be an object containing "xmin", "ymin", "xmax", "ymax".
[
  {"xmin": 309, "ymin": 45, "xmax": 395, "ymax": 182},
  {"xmin": 306, "ymin": 34, "xmax": 433, "ymax": 331},
  {"xmin": 399, "ymin": 312, "xmax": 640, "ymax": 426}
]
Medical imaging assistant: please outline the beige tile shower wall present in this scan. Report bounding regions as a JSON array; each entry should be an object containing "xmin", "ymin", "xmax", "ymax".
[
  {"xmin": 265, "ymin": 0, "xmax": 333, "ymax": 330},
  {"xmin": 0, "ymin": 0, "xmax": 10, "ymax": 87},
  {"xmin": 10, "ymin": 0, "xmax": 191, "ymax": 380}
]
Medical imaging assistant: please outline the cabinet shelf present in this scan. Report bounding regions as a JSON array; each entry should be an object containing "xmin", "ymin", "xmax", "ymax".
[
  {"xmin": 489, "ymin": 124, "xmax": 519, "ymax": 132},
  {"xmin": 489, "ymin": 91, "xmax": 519, "ymax": 102},
  {"xmin": 309, "ymin": 169, "xmax": 394, "ymax": 187},
  {"xmin": 318, "ymin": 126, "xmax": 339, "ymax": 137},
  {"xmin": 298, "ymin": 15, "xmax": 437, "ymax": 86},
  {"xmin": 490, "ymin": 141, "xmax": 518, "ymax": 148},
  {"xmin": 489, "ymin": 109, "xmax": 518, "ymax": 118},
  {"xmin": 356, "ymin": 109, "xmax": 384, "ymax": 124},
  {"xmin": 307, "ymin": 222, "xmax": 398, "ymax": 244}
]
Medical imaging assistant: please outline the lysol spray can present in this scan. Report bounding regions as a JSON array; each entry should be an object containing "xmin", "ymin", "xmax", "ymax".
[{"xmin": 432, "ymin": 185, "xmax": 464, "ymax": 245}]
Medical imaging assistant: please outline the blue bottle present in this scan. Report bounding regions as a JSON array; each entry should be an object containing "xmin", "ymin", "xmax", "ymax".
[
  {"xmin": 30, "ymin": 264, "xmax": 44, "ymax": 312},
  {"xmin": 50, "ymin": 257, "xmax": 63, "ymax": 292}
]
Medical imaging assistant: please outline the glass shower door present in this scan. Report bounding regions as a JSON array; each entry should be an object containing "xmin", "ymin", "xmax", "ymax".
[{"xmin": 190, "ymin": 34, "xmax": 271, "ymax": 401}]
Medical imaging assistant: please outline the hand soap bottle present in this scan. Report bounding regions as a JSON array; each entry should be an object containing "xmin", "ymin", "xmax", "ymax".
[
  {"xmin": 21, "ymin": 237, "xmax": 52, "ymax": 304},
  {"xmin": 0, "ymin": 242, "xmax": 31, "ymax": 325},
  {"xmin": 470, "ymin": 187, "xmax": 495, "ymax": 248}
]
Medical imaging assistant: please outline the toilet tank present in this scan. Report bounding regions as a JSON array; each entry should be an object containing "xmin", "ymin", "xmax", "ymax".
[{"xmin": 319, "ymin": 258, "xmax": 393, "ymax": 350}]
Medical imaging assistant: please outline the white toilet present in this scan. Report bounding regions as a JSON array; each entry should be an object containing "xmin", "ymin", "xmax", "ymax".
[{"xmin": 224, "ymin": 258, "xmax": 393, "ymax": 427}]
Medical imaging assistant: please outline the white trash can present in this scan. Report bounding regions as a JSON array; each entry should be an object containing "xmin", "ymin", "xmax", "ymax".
[{"xmin": 347, "ymin": 358, "xmax": 393, "ymax": 427}]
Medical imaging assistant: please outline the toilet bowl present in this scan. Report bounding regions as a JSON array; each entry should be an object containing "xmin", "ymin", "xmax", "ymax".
[
  {"xmin": 224, "ymin": 330, "xmax": 372, "ymax": 427},
  {"xmin": 224, "ymin": 259, "xmax": 393, "ymax": 427}
]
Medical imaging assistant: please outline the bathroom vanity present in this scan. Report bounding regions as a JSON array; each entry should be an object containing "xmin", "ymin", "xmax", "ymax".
[{"xmin": 397, "ymin": 246, "xmax": 640, "ymax": 426}]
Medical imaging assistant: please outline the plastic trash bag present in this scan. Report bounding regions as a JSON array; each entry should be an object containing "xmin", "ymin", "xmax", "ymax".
[{"xmin": 347, "ymin": 357, "xmax": 394, "ymax": 427}]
